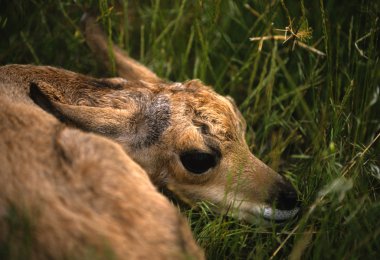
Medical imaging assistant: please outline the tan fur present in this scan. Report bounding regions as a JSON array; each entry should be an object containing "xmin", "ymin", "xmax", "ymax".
[{"xmin": 0, "ymin": 81, "xmax": 204, "ymax": 259}]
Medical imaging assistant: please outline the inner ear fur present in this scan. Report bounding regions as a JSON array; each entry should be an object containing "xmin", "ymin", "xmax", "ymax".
[{"xmin": 29, "ymin": 81, "xmax": 131, "ymax": 136}]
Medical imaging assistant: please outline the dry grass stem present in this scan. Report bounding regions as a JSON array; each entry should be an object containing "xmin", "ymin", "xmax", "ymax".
[
  {"xmin": 249, "ymin": 35, "xmax": 326, "ymax": 57},
  {"xmin": 354, "ymin": 26, "xmax": 379, "ymax": 59}
]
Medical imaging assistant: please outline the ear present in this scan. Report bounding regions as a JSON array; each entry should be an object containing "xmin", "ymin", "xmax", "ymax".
[
  {"xmin": 80, "ymin": 13, "xmax": 163, "ymax": 83},
  {"xmin": 30, "ymin": 80, "xmax": 172, "ymax": 149},
  {"xmin": 30, "ymin": 81, "xmax": 131, "ymax": 136}
]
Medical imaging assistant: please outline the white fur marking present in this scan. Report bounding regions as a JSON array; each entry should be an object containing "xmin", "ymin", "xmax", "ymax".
[{"xmin": 262, "ymin": 207, "xmax": 299, "ymax": 221}]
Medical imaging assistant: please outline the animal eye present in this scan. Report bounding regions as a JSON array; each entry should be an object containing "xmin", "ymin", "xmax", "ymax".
[{"xmin": 180, "ymin": 151, "xmax": 217, "ymax": 174}]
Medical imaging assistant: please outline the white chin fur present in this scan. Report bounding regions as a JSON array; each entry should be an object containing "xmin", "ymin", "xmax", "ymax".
[{"xmin": 262, "ymin": 207, "xmax": 299, "ymax": 221}]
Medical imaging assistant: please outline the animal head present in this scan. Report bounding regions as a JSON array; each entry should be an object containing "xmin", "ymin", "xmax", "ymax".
[{"xmin": 6, "ymin": 61, "xmax": 299, "ymax": 223}]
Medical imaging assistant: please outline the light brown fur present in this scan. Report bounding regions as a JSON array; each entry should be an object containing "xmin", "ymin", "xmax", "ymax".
[{"xmin": 0, "ymin": 80, "xmax": 203, "ymax": 259}]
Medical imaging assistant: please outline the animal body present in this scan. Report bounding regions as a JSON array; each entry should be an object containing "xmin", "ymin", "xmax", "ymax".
[{"xmin": 0, "ymin": 71, "xmax": 203, "ymax": 259}]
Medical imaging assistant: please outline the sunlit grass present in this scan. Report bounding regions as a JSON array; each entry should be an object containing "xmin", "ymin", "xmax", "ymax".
[{"xmin": 1, "ymin": 0, "xmax": 379, "ymax": 259}]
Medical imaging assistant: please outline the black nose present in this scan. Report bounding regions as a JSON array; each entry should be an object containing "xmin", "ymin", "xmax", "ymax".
[{"xmin": 268, "ymin": 179, "xmax": 300, "ymax": 211}]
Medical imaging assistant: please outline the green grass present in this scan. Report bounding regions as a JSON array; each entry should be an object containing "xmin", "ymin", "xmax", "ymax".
[{"xmin": 1, "ymin": 0, "xmax": 379, "ymax": 259}]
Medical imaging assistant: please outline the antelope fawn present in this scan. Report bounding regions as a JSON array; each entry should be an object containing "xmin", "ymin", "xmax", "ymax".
[
  {"xmin": 2, "ymin": 13, "xmax": 299, "ymax": 224},
  {"xmin": 1, "ymin": 62, "xmax": 299, "ymax": 223},
  {"xmin": 0, "ymin": 12, "xmax": 301, "ymax": 258}
]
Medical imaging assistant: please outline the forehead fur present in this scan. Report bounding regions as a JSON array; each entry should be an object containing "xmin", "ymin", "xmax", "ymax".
[
  {"xmin": 84, "ymin": 79, "xmax": 244, "ymax": 143},
  {"xmin": 168, "ymin": 80, "xmax": 244, "ymax": 142}
]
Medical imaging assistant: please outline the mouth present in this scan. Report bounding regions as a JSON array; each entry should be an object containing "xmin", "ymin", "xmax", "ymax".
[
  {"xmin": 227, "ymin": 202, "xmax": 300, "ymax": 223},
  {"xmin": 261, "ymin": 206, "xmax": 300, "ymax": 222}
]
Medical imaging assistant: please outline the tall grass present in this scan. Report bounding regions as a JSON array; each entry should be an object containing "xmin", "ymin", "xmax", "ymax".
[{"xmin": 1, "ymin": 0, "xmax": 379, "ymax": 259}]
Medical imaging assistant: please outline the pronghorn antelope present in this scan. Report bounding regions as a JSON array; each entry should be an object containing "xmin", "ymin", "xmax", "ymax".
[
  {"xmin": 0, "ymin": 76, "xmax": 204, "ymax": 258},
  {"xmin": 0, "ymin": 13, "xmax": 299, "ymax": 228}
]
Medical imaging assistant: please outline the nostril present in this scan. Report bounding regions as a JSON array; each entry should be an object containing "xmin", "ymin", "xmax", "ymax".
[
  {"xmin": 277, "ymin": 188, "xmax": 299, "ymax": 210},
  {"xmin": 268, "ymin": 180, "xmax": 300, "ymax": 211}
]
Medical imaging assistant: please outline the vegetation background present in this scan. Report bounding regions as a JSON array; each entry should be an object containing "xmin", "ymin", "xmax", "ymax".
[{"xmin": 1, "ymin": 0, "xmax": 379, "ymax": 259}]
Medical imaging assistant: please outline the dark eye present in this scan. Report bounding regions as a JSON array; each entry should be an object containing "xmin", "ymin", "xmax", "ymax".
[{"xmin": 180, "ymin": 151, "xmax": 217, "ymax": 174}]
